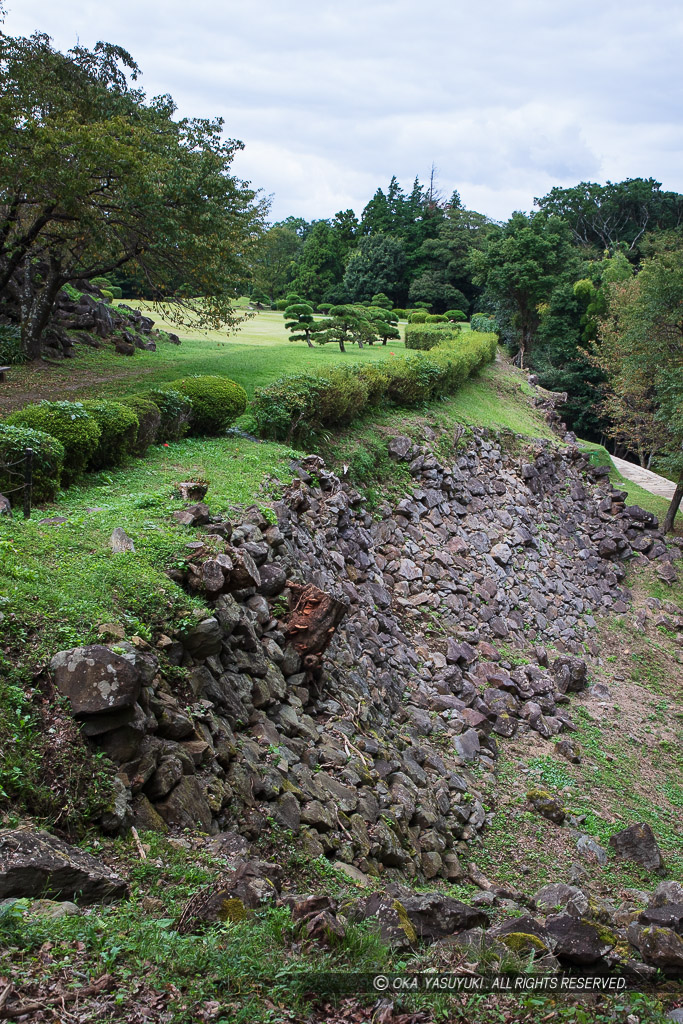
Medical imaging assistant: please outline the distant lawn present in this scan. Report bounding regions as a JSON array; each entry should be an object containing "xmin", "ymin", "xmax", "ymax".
[{"xmin": 0, "ymin": 306, "xmax": 406, "ymax": 413}]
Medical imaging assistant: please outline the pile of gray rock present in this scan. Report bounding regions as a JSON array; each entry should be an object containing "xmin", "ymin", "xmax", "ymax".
[
  {"xmin": 45, "ymin": 431, "xmax": 681, "ymax": 881},
  {"xmin": 40, "ymin": 281, "xmax": 178, "ymax": 359}
]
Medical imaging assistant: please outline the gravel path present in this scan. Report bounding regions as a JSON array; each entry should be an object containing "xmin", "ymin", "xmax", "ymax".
[{"xmin": 611, "ymin": 455, "xmax": 677, "ymax": 499}]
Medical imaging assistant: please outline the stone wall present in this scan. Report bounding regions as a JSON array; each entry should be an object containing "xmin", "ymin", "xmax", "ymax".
[{"xmin": 49, "ymin": 430, "xmax": 681, "ymax": 881}]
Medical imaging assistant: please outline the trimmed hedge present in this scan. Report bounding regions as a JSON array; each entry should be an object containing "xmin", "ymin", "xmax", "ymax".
[
  {"xmin": 426, "ymin": 313, "xmax": 448, "ymax": 323},
  {"xmin": 82, "ymin": 400, "xmax": 139, "ymax": 469},
  {"xmin": 408, "ymin": 311, "xmax": 428, "ymax": 323},
  {"xmin": 5, "ymin": 401, "xmax": 101, "ymax": 486},
  {"xmin": 444, "ymin": 309, "xmax": 467, "ymax": 322},
  {"xmin": 120, "ymin": 396, "xmax": 161, "ymax": 453},
  {"xmin": 146, "ymin": 387, "xmax": 193, "ymax": 442},
  {"xmin": 405, "ymin": 323, "xmax": 460, "ymax": 351},
  {"xmin": 252, "ymin": 331, "xmax": 498, "ymax": 442},
  {"xmin": 168, "ymin": 375, "xmax": 247, "ymax": 436},
  {"xmin": 0, "ymin": 424, "xmax": 65, "ymax": 504}
]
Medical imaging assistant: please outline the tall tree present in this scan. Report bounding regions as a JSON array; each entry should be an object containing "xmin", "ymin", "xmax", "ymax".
[
  {"xmin": 250, "ymin": 224, "xmax": 302, "ymax": 299},
  {"xmin": 470, "ymin": 212, "xmax": 577, "ymax": 368},
  {"xmin": 536, "ymin": 178, "xmax": 683, "ymax": 256},
  {"xmin": 0, "ymin": 27, "xmax": 262, "ymax": 357},
  {"xmin": 343, "ymin": 235, "xmax": 406, "ymax": 305},
  {"xmin": 289, "ymin": 220, "xmax": 345, "ymax": 305},
  {"xmin": 593, "ymin": 246, "xmax": 683, "ymax": 531}
]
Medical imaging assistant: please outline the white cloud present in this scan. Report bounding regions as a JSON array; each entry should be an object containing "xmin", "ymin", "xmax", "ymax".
[{"xmin": 5, "ymin": 0, "xmax": 683, "ymax": 222}]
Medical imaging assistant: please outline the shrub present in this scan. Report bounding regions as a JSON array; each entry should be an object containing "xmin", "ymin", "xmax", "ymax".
[
  {"xmin": 146, "ymin": 388, "xmax": 192, "ymax": 442},
  {"xmin": 89, "ymin": 276, "xmax": 112, "ymax": 291},
  {"xmin": 100, "ymin": 289, "xmax": 114, "ymax": 304},
  {"xmin": 5, "ymin": 401, "xmax": 100, "ymax": 486},
  {"xmin": 426, "ymin": 313, "xmax": 448, "ymax": 323},
  {"xmin": 405, "ymin": 323, "xmax": 459, "ymax": 350},
  {"xmin": 81, "ymin": 400, "xmax": 139, "ymax": 469},
  {"xmin": 252, "ymin": 331, "xmax": 498, "ymax": 442},
  {"xmin": 109, "ymin": 285, "xmax": 122, "ymax": 299},
  {"xmin": 471, "ymin": 313, "xmax": 498, "ymax": 333},
  {"xmin": 168, "ymin": 375, "xmax": 247, "ymax": 436},
  {"xmin": 412, "ymin": 301, "xmax": 432, "ymax": 310},
  {"xmin": 0, "ymin": 324, "xmax": 25, "ymax": 365},
  {"xmin": 317, "ymin": 302, "xmax": 332, "ymax": 313},
  {"xmin": 119, "ymin": 396, "xmax": 161, "ymax": 453},
  {"xmin": 408, "ymin": 311, "xmax": 428, "ymax": 323},
  {"xmin": 0, "ymin": 424, "xmax": 65, "ymax": 504},
  {"xmin": 444, "ymin": 309, "xmax": 467, "ymax": 321},
  {"xmin": 392, "ymin": 309, "xmax": 407, "ymax": 320},
  {"xmin": 273, "ymin": 299, "xmax": 289, "ymax": 311}
]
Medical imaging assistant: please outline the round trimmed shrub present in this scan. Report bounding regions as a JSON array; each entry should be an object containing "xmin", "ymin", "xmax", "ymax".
[
  {"xmin": 146, "ymin": 388, "xmax": 192, "ymax": 442},
  {"xmin": 5, "ymin": 401, "xmax": 100, "ymax": 486},
  {"xmin": 90, "ymin": 276, "xmax": 112, "ymax": 291},
  {"xmin": 119, "ymin": 396, "xmax": 161, "ymax": 454},
  {"xmin": 409, "ymin": 311, "xmax": 428, "ymax": 323},
  {"xmin": 0, "ymin": 424, "xmax": 65, "ymax": 504},
  {"xmin": 100, "ymin": 289, "xmax": 114, "ymax": 304},
  {"xmin": 109, "ymin": 285, "xmax": 122, "ymax": 299},
  {"xmin": 168, "ymin": 375, "xmax": 247, "ymax": 436},
  {"xmin": 81, "ymin": 400, "xmax": 139, "ymax": 469},
  {"xmin": 444, "ymin": 309, "xmax": 467, "ymax": 322}
]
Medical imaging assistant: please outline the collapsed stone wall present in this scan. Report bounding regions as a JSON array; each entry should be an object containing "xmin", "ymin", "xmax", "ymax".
[{"xmin": 49, "ymin": 430, "xmax": 682, "ymax": 882}]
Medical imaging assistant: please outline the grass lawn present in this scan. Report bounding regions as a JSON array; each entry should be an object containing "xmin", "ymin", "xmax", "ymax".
[{"xmin": 0, "ymin": 307, "xmax": 407, "ymax": 413}]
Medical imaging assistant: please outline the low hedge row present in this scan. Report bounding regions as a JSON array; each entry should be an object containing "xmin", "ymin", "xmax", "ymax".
[
  {"xmin": 1, "ymin": 374, "xmax": 246, "ymax": 504},
  {"xmin": 252, "ymin": 331, "xmax": 498, "ymax": 442},
  {"xmin": 404, "ymin": 323, "xmax": 461, "ymax": 351}
]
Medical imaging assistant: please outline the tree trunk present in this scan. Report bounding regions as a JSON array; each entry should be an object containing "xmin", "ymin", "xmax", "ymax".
[
  {"xmin": 19, "ymin": 257, "xmax": 63, "ymax": 360},
  {"xmin": 663, "ymin": 472, "xmax": 683, "ymax": 534},
  {"xmin": 338, "ymin": 339, "xmax": 345, "ymax": 352},
  {"xmin": 305, "ymin": 329, "xmax": 313, "ymax": 348}
]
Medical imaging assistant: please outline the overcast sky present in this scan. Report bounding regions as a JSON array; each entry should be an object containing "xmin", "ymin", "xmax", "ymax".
[{"xmin": 5, "ymin": 0, "xmax": 683, "ymax": 224}]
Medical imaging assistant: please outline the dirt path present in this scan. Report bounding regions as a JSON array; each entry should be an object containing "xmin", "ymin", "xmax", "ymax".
[{"xmin": 611, "ymin": 454, "xmax": 677, "ymax": 499}]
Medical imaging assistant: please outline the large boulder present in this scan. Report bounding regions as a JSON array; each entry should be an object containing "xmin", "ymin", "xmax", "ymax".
[
  {"xmin": 609, "ymin": 823, "xmax": 665, "ymax": 874},
  {"xmin": 346, "ymin": 893, "xmax": 417, "ymax": 950},
  {"xmin": 50, "ymin": 645, "xmax": 141, "ymax": 716},
  {"xmin": 400, "ymin": 894, "xmax": 489, "ymax": 941},
  {"xmin": 0, "ymin": 829, "xmax": 128, "ymax": 904},
  {"xmin": 545, "ymin": 913, "xmax": 616, "ymax": 965},
  {"xmin": 628, "ymin": 922, "xmax": 683, "ymax": 972}
]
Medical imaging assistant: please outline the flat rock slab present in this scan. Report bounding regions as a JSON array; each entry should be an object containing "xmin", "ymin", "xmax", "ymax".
[{"xmin": 0, "ymin": 829, "xmax": 128, "ymax": 904}]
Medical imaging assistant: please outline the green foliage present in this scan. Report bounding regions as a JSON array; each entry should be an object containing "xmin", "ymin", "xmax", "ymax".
[
  {"xmin": 283, "ymin": 302, "xmax": 315, "ymax": 346},
  {"xmin": 89, "ymin": 276, "xmax": 112, "ymax": 291},
  {"xmin": 425, "ymin": 313, "xmax": 447, "ymax": 322},
  {"xmin": 444, "ymin": 309, "xmax": 467, "ymax": 321},
  {"xmin": 81, "ymin": 399, "xmax": 139, "ymax": 469},
  {"xmin": 252, "ymin": 331, "xmax": 497, "ymax": 442},
  {"xmin": 0, "ymin": 324, "xmax": 25, "ymax": 364},
  {"xmin": 0, "ymin": 28, "xmax": 261, "ymax": 357},
  {"xmin": 146, "ymin": 388, "xmax": 192, "ymax": 442},
  {"xmin": 5, "ymin": 401, "xmax": 100, "ymax": 486},
  {"xmin": 0, "ymin": 423, "xmax": 65, "ymax": 503},
  {"xmin": 343, "ymin": 234, "xmax": 406, "ymax": 305},
  {"xmin": 99, "ymin": 289, "xmax": 114, "ymax": 303},
  {"xmin": 370, "ymin": 291, "xmax": 393, "ymax": 309},
  {"xmin": 0, "ymin": 659, "xmax": 114, "ymax": 831},
  {"xmin": 409, "ymin": 310, "xmax": 428, "ymax": 323},
  {"xmin": 119, "ymin": 396, "xmax": 161, "ymax": 453},
  {"xmin": 404, "ymin": 323, "xmax": 459, "ymax": 350},
  {"xmin": 168, "ymin": 375, "xmax": 248, "ymax": 436},
  {"xmin": 471, "ymin": 312, "xmax": 498, "ymax": 332},
  {"xmin": 108, "ymin": 285, "xmax": 122, "ymax": 299}
]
